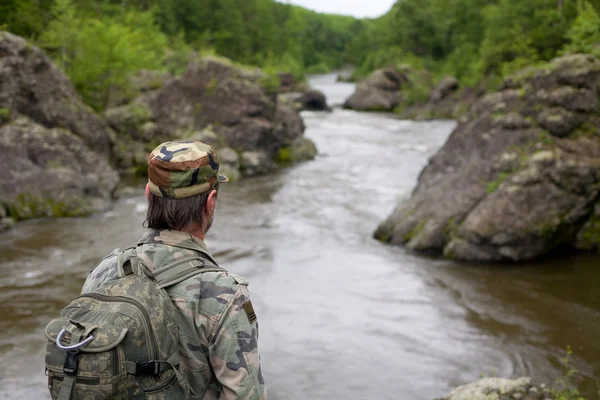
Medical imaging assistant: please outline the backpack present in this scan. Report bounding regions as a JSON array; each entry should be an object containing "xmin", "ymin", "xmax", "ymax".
[{"xmin": 44, "ymin": 247, "xmax": 222, "ymax": 400}]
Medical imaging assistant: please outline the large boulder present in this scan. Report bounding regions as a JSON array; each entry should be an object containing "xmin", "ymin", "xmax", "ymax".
[
  {"xmin": 0, "ymin": 115, "xmax": 119, "ymax": 220},
  {"xmin": 106, "ymin": 56, "xmax": 315, "ymax": 177},
  {"xmin": 0, "ymin": 32, "xmax": 119, "ymax": 223},
  {"xmin": 0, "ymin": 32, "xmax": 114, "ymax": 157},
  {"xmin": 343, "ymin": 67, "xmax": 405, "ymax": 111},
  {"xmin": 436, "ymin": 377, "xmax": 552, "ymax": 400},
  {"xmin": 375, "ymin": 54, "xmax": 600, "ymax": 262}
]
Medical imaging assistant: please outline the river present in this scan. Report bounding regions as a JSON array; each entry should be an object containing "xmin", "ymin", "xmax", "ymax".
[{"xmin": 0, "ymin": 74, "xmax": 598, "ymax": 400}]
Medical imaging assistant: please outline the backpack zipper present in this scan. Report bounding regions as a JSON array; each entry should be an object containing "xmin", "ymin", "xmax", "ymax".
[
  {"xmin": 51, "ymin": 374, "xmax": 101, "ymax": 385},
  {"xmin": 77, "ymin": 293, "xmax": 158, "ymax": 362}
]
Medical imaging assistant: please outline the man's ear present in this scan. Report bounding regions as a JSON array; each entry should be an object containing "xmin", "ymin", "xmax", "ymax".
[
  {"xmin": 206, "ymin": 189, "xmax": 218, "ymax": 214},
  {"xmin": 145, "ymin": 183, "xmax": 151, "ymax": 199}
]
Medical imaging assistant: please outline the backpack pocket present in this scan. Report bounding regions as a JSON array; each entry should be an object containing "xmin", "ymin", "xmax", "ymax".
[{"xmin": 45, "ymin": 317, "xmax": 128, "ymax": 400}]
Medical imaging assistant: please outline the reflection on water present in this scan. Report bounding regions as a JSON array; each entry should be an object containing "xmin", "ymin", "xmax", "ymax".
[{"xmin": 0, "ymin": 74, "xmax": 598, "ymax": 400}]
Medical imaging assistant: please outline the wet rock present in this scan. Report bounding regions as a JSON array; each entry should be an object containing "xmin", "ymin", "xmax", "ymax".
[
  {"xmin": 436, "ymin": 377, "xmax": 552, "ymax": 400},
  {"xmin": 0, "ymin": 31, "xmax": 114, "ymax": 157},
  {"xmin": 430, "ymin": 76, "xmax": 459, "ymax": 102},
  {"xmin": 343, "ymin": 67, "xmax": 404, "ymax": 111},
  {"xmin": 299, "ymin": 90, "xmax": 329, "ymax": 111},
  {"xmin": 376, "ymin": 54, "xmax": 600, "ymax": 262},
  {"xmin": 0, "ymin": 116, "xmax": 119, "ymax": 220},
  {"xmin": 290, "ymin": 137, "xmax": 318, "ymax": 161}
]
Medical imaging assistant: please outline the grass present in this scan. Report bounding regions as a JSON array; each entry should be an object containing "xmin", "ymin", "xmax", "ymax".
[{"xmin": 551, "ymin": 346, "xmax": 588, "ymax": 400}]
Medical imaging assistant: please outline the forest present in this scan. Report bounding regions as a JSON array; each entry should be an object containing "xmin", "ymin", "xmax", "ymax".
[{"xmin": 1, "ymin": 0, "xmax": 600, "ymax": 110}]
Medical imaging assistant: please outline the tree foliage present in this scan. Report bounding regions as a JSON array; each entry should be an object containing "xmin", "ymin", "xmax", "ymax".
[{"xmin": 3, "ymin": 0, "xmax": 600, "ymax": 108}]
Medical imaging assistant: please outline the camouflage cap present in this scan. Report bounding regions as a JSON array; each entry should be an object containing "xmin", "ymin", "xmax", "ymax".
[{"xmin": 147, "ymin": 140, "xmax": 228, "ymax": 199}]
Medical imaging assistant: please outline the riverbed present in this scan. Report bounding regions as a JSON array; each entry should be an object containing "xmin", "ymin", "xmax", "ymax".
[{"xmin": 0, "ymin": 74, "xmax": 598, "ymax": 399}]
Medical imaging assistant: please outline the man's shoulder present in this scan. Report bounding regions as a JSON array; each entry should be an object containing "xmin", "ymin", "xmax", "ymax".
[
  {"xmin": 169, "ymin": 268, "xmax": 249, "ymax": 297},
  {"xmin": 168, "ymin": 268, "xmax": 251, "ymax": 317},
  {"xmin": 81, "ymin": 249, "xmax": 121, "ymax": 293}
]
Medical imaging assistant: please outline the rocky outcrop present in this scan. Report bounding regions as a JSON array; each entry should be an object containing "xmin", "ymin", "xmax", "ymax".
[
  {"xmin": 343, "ymin": 67, "xmax": 406, "ymax": 111},
  {"xmin": 436, "ymin": 377, "xmax": 553, "ymax": 400},
  {"xmin": 0, "ymin": 32, "xmax": 114, "ymax": 157},
  {"xmin": 376, "ymin": 54, "xmax": 600, "ymax": 262},
  {"xmin": 105, "ymin": 56, "xmax": 316, "ymax": 177},
  {"xmin": 397, "ymin": 75, "xmax": 484, "ymax": 121},
  {"xmin": 0, "ymin": 32, "xmax": 119, "ymax": 223},
  {"xmin": 0, "ymin": 116, "xmax": 119, "ymax": 221},
  {"xmin": 430, "ymin": 76, "xmax": 460, "ymax": 102}
]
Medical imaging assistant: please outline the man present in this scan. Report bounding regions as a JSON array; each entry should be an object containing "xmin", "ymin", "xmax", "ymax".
[{"xmin": 82, "ymin": 140, "xmax": 267, "ymax": 399}]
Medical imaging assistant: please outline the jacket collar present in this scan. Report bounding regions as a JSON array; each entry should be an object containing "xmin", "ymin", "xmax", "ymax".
[{"xmin": 137, "ymin": 229, "xmax": 217, "ymax": 265}]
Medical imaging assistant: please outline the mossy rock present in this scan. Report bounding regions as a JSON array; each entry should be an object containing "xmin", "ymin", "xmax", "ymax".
[{"xmin": 8, "ymin": 193, "xmax": 93, "ymax": 220}]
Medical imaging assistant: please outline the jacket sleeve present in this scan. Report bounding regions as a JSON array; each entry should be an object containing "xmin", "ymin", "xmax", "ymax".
[{"xmin": 209, "ymin": 285, "xmax": 267, "ymax": 400}]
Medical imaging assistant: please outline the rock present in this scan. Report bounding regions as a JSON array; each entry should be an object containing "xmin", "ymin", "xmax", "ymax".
[
  {"xmin": 0, "ymin": 31, "xmax": 114, "ymax": 157},
  {"xmin": 0, "ymin": 116, "xmax": 119, "ymax": 220},
  {"xmin": 437, "ymin": 377, "xmax": 552, "ymax": 400},
  {"xmin": 106, "ymin": 70, "xmax": 172, "ymax": 108},
  {"xmin": 130, "ymin": 70, "xmax": 171, "ymax": 93},
  {"xmin": 106, "ymin": 55, "xmax": 311, "ymax": 178},
  {"xmin": 343, "ymin": 67, "xmax": 403, "ymax": 111},
  {"xmin": 399, "ymin": 86, "xmax": 483, "ymax": 121},
  {"xmin": 430, "ymin": 76, "xmax": 459, "ymax": 102},
  {"xmin": 376, "ymin": 54, "xmax": 600, "ymax": 262},
  {"xmin": 278, "ymin": 72, "xmax": 296, "ymax": 92},
  {"xmin": 290, "ymin": 137, "xmax": 318, "ymax": 161},
  {"xmin": 0, "ymin": 217, "xmax": 15, "ymax": 231},
  {"xmin": 278, "ymin": 90, "xmax": 329, "ymax": 111},
  {"xmin": 537, "ymin": 108, "xmax": 586, "ymax": 137},
  {"xmin": 218, "ymin": 147, "xmax": 240, "ymax": 165},
  {"xmin": 240, "ymin": 151, "xmax": 275, "ymax": 177},
  {"xmin": 299, "ymin": 90, "xmax": 329, "ymax": 111},
  {"xmin": 217, "ymin": 147, "xmax": 241, "ymax": 182}
]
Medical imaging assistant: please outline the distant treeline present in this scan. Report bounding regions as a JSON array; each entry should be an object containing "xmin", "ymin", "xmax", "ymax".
[
  {"xmin": 1, "ymin": 0, "xmax": 599, "ymax": 111},
  {"xmin": 0, "ymin": 0, "xmax": 361, "ymax": 109},
  {"xmin": 352, "ymin": 0, "xmax": 600, "ymax": 88}
]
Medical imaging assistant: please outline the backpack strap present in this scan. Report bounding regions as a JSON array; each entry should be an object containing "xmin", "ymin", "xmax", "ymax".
[
  {"xmin": 154, "ymin": 257, "xmax": 223, "ymax": 289},
  {"xmin": 116, "ymin": 247, "xmax": 224, "ymax": 289}
]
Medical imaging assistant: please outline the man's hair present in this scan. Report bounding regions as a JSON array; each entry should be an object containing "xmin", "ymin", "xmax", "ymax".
[{"xmin": 146, "ymin": 183, "xmax": 218, "ymax": 231}]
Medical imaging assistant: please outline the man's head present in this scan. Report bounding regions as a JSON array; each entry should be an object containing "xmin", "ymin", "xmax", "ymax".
[{"xmin": 145, "ymin": 140, "xmax": 228, "ymax": 236}]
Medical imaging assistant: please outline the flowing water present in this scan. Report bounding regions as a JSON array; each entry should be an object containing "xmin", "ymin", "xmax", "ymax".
[{"xmin": 1, "ymin": 74, "xmax": 599, "ymax": 400}]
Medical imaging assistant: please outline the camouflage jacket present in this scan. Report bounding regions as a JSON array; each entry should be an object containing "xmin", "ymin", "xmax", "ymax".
[{"xmin": 82, "ymin": 229, "xmax": 267, "ymax": 400}]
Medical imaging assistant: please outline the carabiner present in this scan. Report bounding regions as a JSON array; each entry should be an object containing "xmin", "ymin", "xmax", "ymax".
[{"xmin": 55, "ymin": 329, "xmax": 95, "ymax": 351}]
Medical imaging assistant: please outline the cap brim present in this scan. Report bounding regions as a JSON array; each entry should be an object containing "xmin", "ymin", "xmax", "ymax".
[{"xmin": 218, "ymin": 174, "xmax": 229, "ymax": 183}]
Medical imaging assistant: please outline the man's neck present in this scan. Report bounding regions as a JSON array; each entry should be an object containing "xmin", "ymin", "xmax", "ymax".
[{"xmin": 180, "ymin": 226, "xmax": 205, "ymax": 241}]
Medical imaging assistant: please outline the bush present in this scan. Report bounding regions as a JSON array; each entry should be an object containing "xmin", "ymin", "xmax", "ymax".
[{"xmin": 562, "ymin": 0, "xmax": 600, "ymax": 57}]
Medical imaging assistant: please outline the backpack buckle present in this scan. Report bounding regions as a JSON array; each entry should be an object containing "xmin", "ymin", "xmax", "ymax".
[
  {"xmin": 56, "ymin": 328, "xmax": 95, "ymax": 351},
  {"xmin": 63, "ymin": 350, "xmax": 79, "ymax": 375}
]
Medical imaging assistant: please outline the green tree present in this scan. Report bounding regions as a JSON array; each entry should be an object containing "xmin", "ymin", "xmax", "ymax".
[
  {"xmin": 563, "ymin": 0, "xmax": 600, "ymax": 56},
  {"xmin": 68, "ymin": 11, "xmax": 167, "ymax": 110},
  {"xmin": 39, "ymin": 0, "xmax": 78, "ymax": 70}
]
